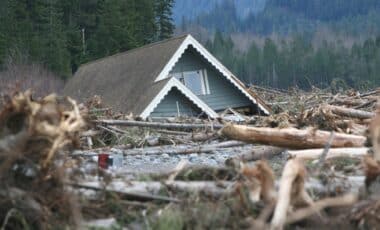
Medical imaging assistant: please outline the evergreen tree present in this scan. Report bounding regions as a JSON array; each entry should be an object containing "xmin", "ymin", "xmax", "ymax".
[{"xmin": 154, "ymin": 0, "xmax": 175, "ymax": 40}]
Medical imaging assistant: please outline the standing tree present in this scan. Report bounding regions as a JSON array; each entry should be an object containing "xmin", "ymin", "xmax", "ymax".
[{"xmin": 154, "ymin": 0, "xmax": 175, "ymax": 40}]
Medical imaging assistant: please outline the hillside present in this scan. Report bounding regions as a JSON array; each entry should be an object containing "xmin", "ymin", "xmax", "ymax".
[
  {"xmin": 173, "ymin": 0, "xmax": 266, "ymax": 24},
  {"xmin": 175, "ymin": 0, "xmax": 380, "ymax": 36}
]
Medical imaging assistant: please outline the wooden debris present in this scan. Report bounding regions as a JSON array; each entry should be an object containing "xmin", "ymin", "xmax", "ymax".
[
  {"xmin": 226, "ymin": 146, "xmax": 284, "ymax": 167},
  {"xmin": 73, "ymin": 181, "xmax": 234, "ymax": 199},
  {"xmin": 240, "ymin": 161, "xmax": 276, "ymax": 203},
  {"xmin": 286, "ymin": 194, "xmax": 358, "ymax": 224},
  {"xmin": 95, "ymin": 119, "xmax": 223, "ymax": 130},
  {"xmin": 326, "ymin": 105, "xmax": 375, "ymax": 120},
  {"xmin": 289, "ymin": 147, "xmax": 369, "ymax": 160},
  {"xmin": 221, "ymin": 124, "xmax": 366, "ymax": 149},
  {"xmin": 124, "ymin": 140, "xmax": 246, "ymax": 155},
  {"xmin": 0, "ymin": 92, "xmax": 86, "ymax": 228},
  {"xmin": 71, "ymin": 182, "xmax": 180, "ymax": 203},
  {"xmin": 271, "ymin": 159, "xmax": 311, "ymax": 230},
  {"xmin": 363, "ymin": 106, "xmax": 380, "ymax": 195}
]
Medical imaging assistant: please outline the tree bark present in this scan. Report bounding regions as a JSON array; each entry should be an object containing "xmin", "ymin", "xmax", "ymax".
[
  {"xmin": 326, "ymin": 105, "xmax": 375, "ymax": 119},
  {"xmin": 225, "ymin": 146, "xmax": 284, "ymax": 167},
  {"xmin": 220, "ymin": 124, "xmax": 366, "ymax": 149},
  {"xmin": 288, "ymin": 147, "xmax": 369, "ymax": 160}
]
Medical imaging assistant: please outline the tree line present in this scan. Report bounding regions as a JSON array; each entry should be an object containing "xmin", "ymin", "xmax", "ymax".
[
  {"xmin": 206, "ymin": 31, "xmax": 380, "ymax": 90},
  {"xmin": 0, "ymin": 0, "xmax": 175, "ymax": 79},
  {"xmin": 185, "ymin": 0, "xmax": 380, "ymax": 36}
]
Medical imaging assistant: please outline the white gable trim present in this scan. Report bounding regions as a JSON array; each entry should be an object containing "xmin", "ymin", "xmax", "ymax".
[
  {"xmin": 140, "ymin": 77, "xmax": 219, "ymax": 119},
  {"xmin": 155, "ymin": 35, "xmax": 270, "ymax": 115}
]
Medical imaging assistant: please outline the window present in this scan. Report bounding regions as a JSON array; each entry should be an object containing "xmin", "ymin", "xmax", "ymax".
[{"xmin": 172, "ymin": 70, "xmax": 210, "ymax": 95}]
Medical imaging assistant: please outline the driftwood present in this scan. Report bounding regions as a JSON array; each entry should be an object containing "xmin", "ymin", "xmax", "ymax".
[
  {"xmin": 286, "ymin": 194, "xmax": 358, "ymax": 224},
  {"xmin": 124, "ymin": 140, "xmax": 246, "ymax": 155},
  {"xmin": 354, "ymin": 99, "xmax": 377, "ymax": 110},
  {"xmin": 271, "ymin": 159, "xmax": 311, "ymax": 230},
  {"xmin": 94, "ymin": 119, "xmax": 223, "ymax": 130},
  {"xmin": 240, "ymin": 161, "xmax": 277, "ymax": 203},
  {"xmin": 156, "ymin": 129, "xmax": 190, "ymax": 136},
  {"xmin": 220, "ymin": 124, "xmax": 366, "ymax": 149},
  {"xmin": 74, "ymin": 177, "xmax": 364, "ymax": 202},
  {"xmin": 225, "ymin": 146, "xmax": 284, "ymax": 167},
  {"xmin": 327, "ymin": 105, "xmax": 375, "ymax": 119},
  {"xmin": 288, "ymin": 147, "xmax": 369, "ymax": 160},
  {"xmin": 71, "ymin": 182, "xmax": 180, "ymax": 203},
  {"xmin": 70, "ymin": 141, "xmax": 245, "ymax": 157},
  {"xmin": 73, "ymin": 181, "xmax": 234, "ymax": 199}
]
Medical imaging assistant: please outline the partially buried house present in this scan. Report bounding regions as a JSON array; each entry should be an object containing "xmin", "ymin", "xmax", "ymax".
[{"xmin": 64, "ymin": 34, "xmax": 271, "ymax": 119}]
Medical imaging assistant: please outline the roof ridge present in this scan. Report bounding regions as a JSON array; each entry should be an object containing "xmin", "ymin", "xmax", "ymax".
[{"xmin": 78, "ymin": 34, "xmax": 190, "ymax": 69}]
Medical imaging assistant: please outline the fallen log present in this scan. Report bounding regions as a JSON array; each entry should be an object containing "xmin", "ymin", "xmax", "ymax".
[
  {"xmin": 73, "ymin": 175, "xmax": 364, "ymax": 204},
  {"xmin": 225, "ymin": 146, "xmax": 284, "ymax": 167},
  {"xmin": 288, "ymin": 147, "xmax": 369, "ymax": 160},
  {"xmin": 94, "ymin": 119, "xmax": 223, "ymax": 130},
  {"xmin": 70, "ymin": 182, "xmax": 180, "ymax": 203},
  {"xmin": 354, "ymin": 99, "xmax": 377, "ymax": 110},
  {"xmin": 220, "ymin": 124, "xmax": 367, "ymax": 149},
  {"xmin": 327, "ymin": 105, "xmax": 375, "ymax": 119},
  {"xmin": 330, "ymin": 98, "xmax": 365, "ymax": 107},
  {"xmin": 286, "ymin": 194, "xmax": 358, "ymax": 225},
  {"xmin": 124, "ymin": 140, "xmax": 246, "ymax": 155},
  {"xmin": 72, "ymin": 180, "xmax": 234, "ymax": 199}
]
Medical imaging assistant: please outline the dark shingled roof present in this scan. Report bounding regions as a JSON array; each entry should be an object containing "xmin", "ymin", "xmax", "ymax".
[{"xmin": 64, "ymin": 35, "xmax": 188, "ymax": 115}]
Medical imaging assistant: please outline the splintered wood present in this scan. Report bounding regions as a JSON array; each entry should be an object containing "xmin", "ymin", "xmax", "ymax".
[
  {"xmin": 240, "ymin": 161, "xmax": 276, "ymax": 203},
  {"xmin": 0, "ymin": 91, "xmax": 86, "ymax": 229},
  {"xmin": 270, "ymin": 159, "xmax": 310, "ymax": 230},
  {"xmin": 5, "ymin": 87, "xmax": 376, "ymax": 229},
  {"xmin": 270, "ymin": 159, "xmax": 358, "ymax": 230}
]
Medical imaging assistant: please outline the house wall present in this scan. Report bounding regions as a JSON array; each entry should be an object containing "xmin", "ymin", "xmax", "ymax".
[
  {"xmin": 170, "ymin": 46, "xmax": 252, "ymax": 111},
  {"xmin": 151, "ymin": 88, "xmax": 202, "ymax": 117}
]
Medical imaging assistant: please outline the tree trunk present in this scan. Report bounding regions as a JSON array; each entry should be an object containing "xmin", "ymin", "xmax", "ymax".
[
  {"xmin": 326, "ymin": 105, "xmax": 375, "ymax": 119},
  {"xmin": 220, "ymin": 124, "xmax": 366, "ymax": 149},
  {"xmin": 288, "ymin": 147, "xmax": 369, "ymax": 160},
  {"xmin": 94, "ymin": 119, "xmax": 223, "ymax": 130}
]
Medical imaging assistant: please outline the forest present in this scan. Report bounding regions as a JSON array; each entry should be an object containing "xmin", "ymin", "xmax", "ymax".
[
  {"xmin": 177, "ymin": 0, "xmax": 380, "ymax": 90},
  {"xmin": 0, "ymin": 0, "xmax": 379, "ymax": 90},
  {"xmin": 0, "ymin": 0, "xmax": 174, "ymax": 78},
  {"xmin": 206, "ymin": 32, "xmax": 380, "ymax": 90}
]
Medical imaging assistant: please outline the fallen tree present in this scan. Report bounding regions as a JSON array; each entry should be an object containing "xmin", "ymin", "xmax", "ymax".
[
  {"xmin": 124, "ymin": 140, "xmax": 246, "ymax": 155},
  {"xmin": 94, "ymin": 119, "xmax": 223, "ymax": 130},
  {"xmin": 326, "ymin": 105, "xmax": 375, "ymax": 119},
  {"xmin": 288, "ymin": 147, "xmax": 369, "ymax": 160},
  {"xmin": 220, "ymin": 124, "xmax": 367, "ymax": 149}
]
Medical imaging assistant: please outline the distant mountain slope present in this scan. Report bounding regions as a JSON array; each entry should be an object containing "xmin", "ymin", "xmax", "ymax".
[
  {"xmin": 173, "ymin": 0, "xmax": 266, "ymax": 24},
  {"xmin": 174, "ymin": 0, "xmax": 380, "ymax": 37}
]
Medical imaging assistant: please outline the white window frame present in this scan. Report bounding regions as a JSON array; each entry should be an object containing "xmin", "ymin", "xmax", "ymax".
[{"xmin": 170, "ymin": 69, "xmax": 210, "ymax": 96}]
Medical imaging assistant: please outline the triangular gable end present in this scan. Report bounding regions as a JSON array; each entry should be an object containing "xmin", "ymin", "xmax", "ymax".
[
  {"xmin": 140, "ymin": 77, "xmax": 218, "ymax": 119},
  {"xmin": 154, "ymin": 35, "xmax": 271, "ymax": 115}
]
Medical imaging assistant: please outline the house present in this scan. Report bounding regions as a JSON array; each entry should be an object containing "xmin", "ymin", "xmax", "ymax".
[{"xmin": 64, "ymin": 34, "xmax": 271, "ymax": 119}]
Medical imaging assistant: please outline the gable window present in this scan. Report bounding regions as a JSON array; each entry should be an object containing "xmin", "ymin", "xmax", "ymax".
[{"xmin": 172, "ymin": 70, "xmax": 210, "ymax": 96}]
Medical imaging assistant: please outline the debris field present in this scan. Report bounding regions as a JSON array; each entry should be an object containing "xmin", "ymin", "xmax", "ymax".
[{"xmin": 0, "ymin": 87, "xmax": 380, "ymax": 229}]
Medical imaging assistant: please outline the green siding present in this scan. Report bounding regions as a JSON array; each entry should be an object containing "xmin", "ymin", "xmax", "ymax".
[
  {"xmin": 170, "ymin": 46, "xmax": 252, "ymax": 111},
  {"xmin": 151, "ymin": 88, "xmax": 202, "ymax": 117}
]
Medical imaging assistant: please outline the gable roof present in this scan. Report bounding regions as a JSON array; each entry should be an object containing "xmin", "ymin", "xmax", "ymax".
[
  {"xmin": 154, "ymin": 35, "xmax": 271, "ymax": 115},
  {"xmin": 64, "ymin": 34, "xmax": 271, "ymax": 117},
  {"xmin": 64, "ymin": 35, "xmax": 188, "ymax": 115}
]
